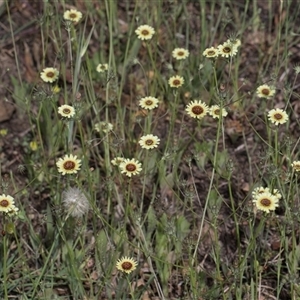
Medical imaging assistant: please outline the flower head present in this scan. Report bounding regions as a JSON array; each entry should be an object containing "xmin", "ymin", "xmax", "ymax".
[
  {"xmin": 58, "ymin": 105, "xmax": 75, "ymax": 118},
  {"xmin": 116, "ymin": 256, "xmax": 138, "ymax": 274},
  {"xmin": 29, "ymin": 141, "xmax": 38, "ymax": 151},
  {"xmin": 135, "ymin": 25, "xmax": 155, "ymax": 40},
  {"xmin": 168, "ymin": 75, "xmax": 184, "ymax": 88},
  {"xmin": 253, "ymin": 192, "xmax": 279, "ymax": 213},
  {"xmin": 120, "ymin": 158, "xmax": 142, "ymax": 177},
  {"xmin": 0, "ymin": 194, "xmax": 15, "ymax": 213},
  {"xmin": 0, "ymin": 129, "xmax": 8, "ymax": 136},
  {"xmin": 209, "ymin": 105, "xmax": 228, "ymax": 119},
  {"xmin": 172, "ymin": 48, "xmax": 189, "ymax": 60},
  {"xmin": 62, "ymin": 187, "xmax": 89, "ymax": 218},
  {"xmin": 56, "ymin": 154, "xmax": 81, "ymax": 175},
  {"xmin": 218, "ymin": 42, "xmax": 238, "ymax": 58},
  {"xmin": 256, "ymin": 84, "xmax": 276, "ymax": 99},
  {"xmin": 186, "ymin": 100, "xmax": 209, "ymax": 119},
  {"xmin": 111, "ymin": 157, "xmax": 125, "ymax": 166},
  {"xmin": 139, "ymin": 134, "xmax": 160, "ymax": 150},
  {"xmin": 139, "ymin": 96, "xmax": 159, "ymax": 110},
  {"xmin": 95, "ymin": 122, "xmax": 113, "ymax": 133},
  {"xmin": 291, "ymin": 161, "xmax": 300, "ymax": 172},
  {"xmin": 203, "ymin": 47, "xmax": 219, "ymax": 58},
  {"xmin": 96, "ymin": 64, "xmax": 108, "ymax": 73},
  {"xmin": 226, "ymin": 38, "xmax": 241, "ymax": 48},
  {"xmin": 63, "ymin": 9, "xmax": 82, "ymax": 22},
  {"xmin": 268, "ymin": 108, "xmax": 288, "ymax": 125},
  {"xmin": 40, "ymin": 67, "xmax": 59, "ymax": 83}
]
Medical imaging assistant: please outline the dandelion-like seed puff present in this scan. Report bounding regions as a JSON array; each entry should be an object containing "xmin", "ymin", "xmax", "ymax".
[
  {"xmin": 116, "ymin": 256, "xmax": 138, "ymax": 274},
  {"xmin": 40, "ymin": 67, "xmax": 59, "ymax": 83},
  {"xmin": 56, "ymin": 154, "xmax": 81, "ymax": 175},
  {"xmin": 62, "ymin": 187, "xmax": 89, "ymax": 218}
]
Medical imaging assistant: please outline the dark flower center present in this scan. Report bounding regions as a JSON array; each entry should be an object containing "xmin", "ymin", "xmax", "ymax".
[
  {"xmin": 70, "ymin": 13, "xmax": 77, "ymax": 19},
  {"xmin": 274, "ymin": 113, "xmax": 283, "ymax": 120},
  {"xmin": 173, "ymin": 79, "xmax": 181, "ymax": 86},
  {"xmin": 126, "ymin": 163, "xmax": 136, "ymax": 172},
  {"xmin": 145, "ymin": 100, "xmax": 153, "ymax": 106},
  {"xmin": 145, "ymin": 139, "xmax": 153, "ymax": 145},
  {"xmin": 223, "ymin": 47, "xmax": 231, "ymax": 53},
  {"xmin": 214, "ymin": 109, "xmax": 220, "ymax": 115},
  {"xmin": 63, "ymin": 161, "xmax": 76, "ymax": 170},
  {"xmin": 63, "ymin": 108, "xmax": 71, "ymax": 114},
  {"xmin": 192, "ymin": 105, "xmax": 204, "ymax": 115},
  {"xmin": 0, "ymin": 200, "xmax": 9, "ymax": 207},
  {"xmin": 141, "ymin": 30, "xmax": 149, "ymax": 36},
  {"xmin": 121, "ymin": 262, "xmax": 133, "ymax": 270},
  {"xmin": 177, "ymin": 51, "xmax": 184, "ymax": 56},
  {"xmin": 47, "ymin": 72, "xmax": 54, "ymax": 78},
  {"xmin": 208, "ymin": 51, "xmax": 215, "ymax": 56},
  {"xmin": 260, "ymin": 198, "xmax": 271, "ymax": 207},
  {"xmin": 262, "ymin": 88, "xmax": 270, "ymax": 95}
]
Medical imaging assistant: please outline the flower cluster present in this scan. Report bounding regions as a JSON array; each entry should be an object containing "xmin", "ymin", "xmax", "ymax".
[
  {"xmin": 185, "ymin": 101, "xmax": 228, "ymax": 120},
  {"xmin": 252, "ymin": 186, "xmax": 281, "ymax": 213},
  {"xmin": 0, "ymin": 194, "xmax": 19, "ymax": 216},
  {"xmin": 203, "ymin": 38, "xmax": 241, "ymax": 59}
]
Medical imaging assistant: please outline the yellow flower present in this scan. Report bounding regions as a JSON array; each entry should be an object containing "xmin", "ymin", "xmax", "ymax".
[
  {"xmin": 52, "ymin": 85, "xmax": 61, "ymax": 94},
  {"xmin": 63, "ymin": 9, "xmax": 82, "ymax": 22},
  {"xmin": 209, "ymin": 105, "xmax": 228, "ymax": 119},
  {"xmin": 29, "ymin": 141, "xmax": 38, "ymax": 151},
  {"xmin": 168, "ymin": 75, "xmax": 184, "ymax": 88},
  {"xmin": 253, "ymin": 192, "xmax": 279, "ymax": 213},
  {"xmin": 56, "ymin": 154, "xmax": 81, "ymax": 175},
  {"xmin": 40, "ymin": 67, "xmax": 59, "ymax": 83},
  {"xmin": 96, "ymin": 64, "xmax": 108, "ymax": 73},
  {"xmin": 111, "ymin": 157, "xmax": 125, "ymax": 166},
  {"xmin": 120, "ymin": 158, "xmax": 142, "ymax": 177},
  {"xmin": 256, "ymin": 84, "xmax": 276, "ymax": 99},
  {"xmin": 58, "ymin": 105, "xmax": 75, "ymax": 118},
  {"xmin": 291, "ymin": 161, "xmax": 300, "ymax": 172},
  {"xmin": 139, "ymin": 134, "xmax": 160, "ymax": 150},
  {"xmin": 172, "ymin": 48, "xmax": 189, "ymax": 60},
  {"xmin": 186, "ymin": 100, "xmax": 208, "ymax": 119},
  {"xmin": 139, "ymin": 96, "xmax": 159, "ymax": 110},
  {"xmin": 135, "ymin": 25, "xmax": 155, "ymax": 40},
  {"xmin": 268, "ymin": 108, "xmax": 288, "ymax": 125},
  {"xmin": 217, "ymin": 42, "xmax": 238, "ymax": 58},
  {"xmin": 0, "ymin": 129, "xmax": 8, "ymax": 136},
  {"xmin": 116, "ymin": 256, "xmax": 138, "ymax": 274},
  {"xmin": 0, "ymin": 194, "xmax": 15, "ymax": 213},
  {"xmin": 203, "ymin": 47, "xmax": 218, "ymax": 58}
]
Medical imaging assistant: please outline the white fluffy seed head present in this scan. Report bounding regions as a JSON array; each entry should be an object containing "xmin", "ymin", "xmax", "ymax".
[{"xmin": 62, "ymin": 187, "xmax": 89, "ymax": 218}]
